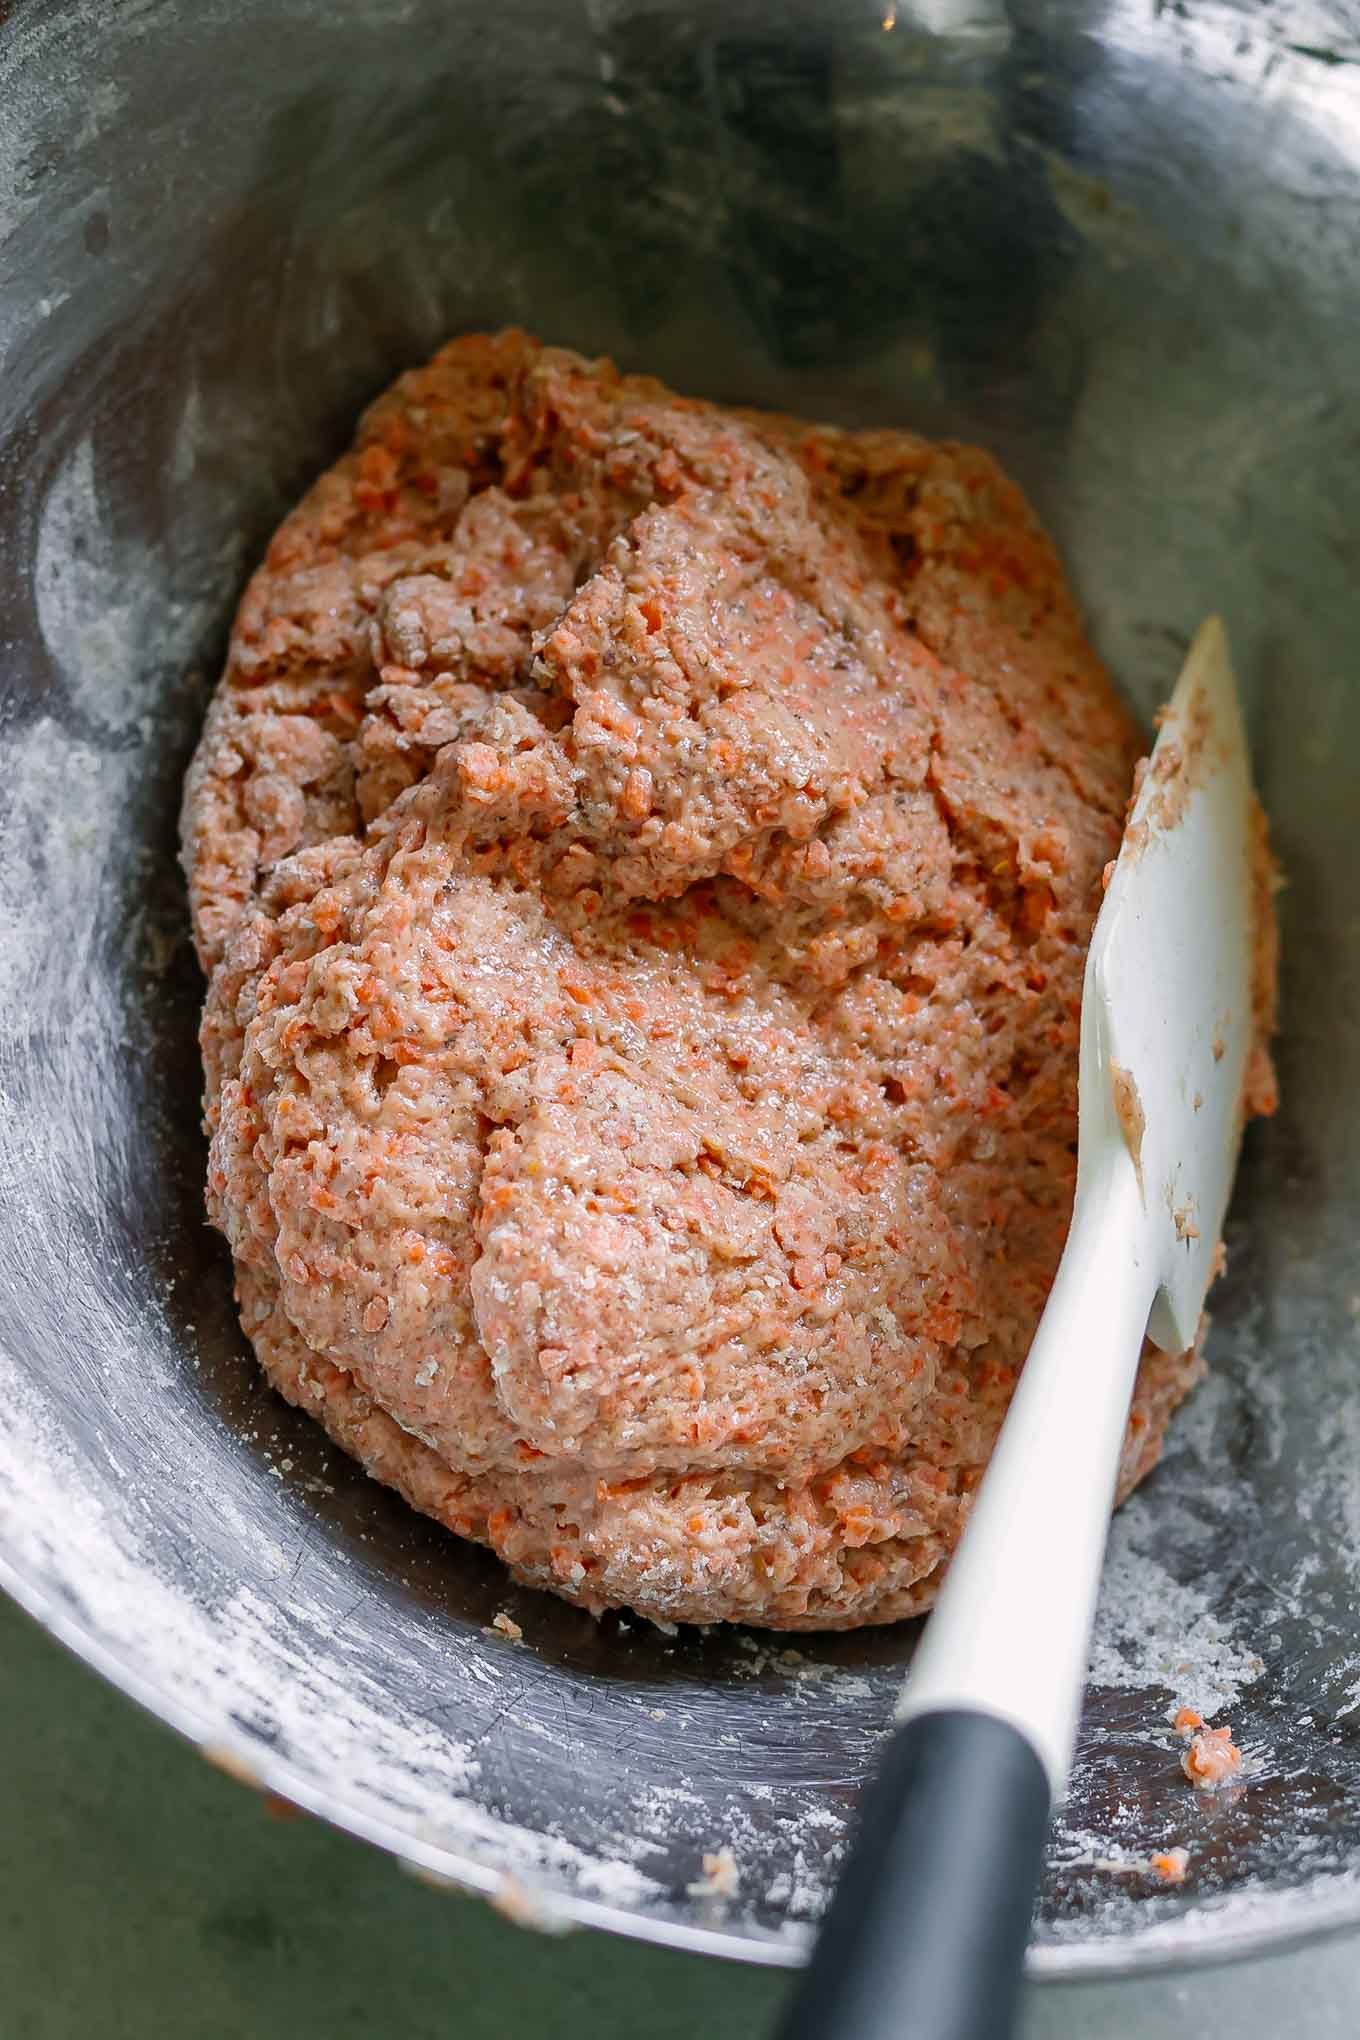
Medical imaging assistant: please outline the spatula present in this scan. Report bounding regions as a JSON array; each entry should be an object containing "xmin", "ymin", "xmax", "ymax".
[{"xmin": 777, "ymin": 618, "xmax": 1259, "ymax": 2040}]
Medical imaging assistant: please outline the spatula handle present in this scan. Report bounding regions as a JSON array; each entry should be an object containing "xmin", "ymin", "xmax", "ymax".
[
  {"xmin": 773, "ymin": 1708, "xmax": 1049, "ymax": 2040},
  {"xmin": 776, "ymin": 1155, "xmax": 1157, "ymax": 2040},
  {"xmin": 899, "ymin": 1157, "xmax": 1155, "ymax": 1792}
]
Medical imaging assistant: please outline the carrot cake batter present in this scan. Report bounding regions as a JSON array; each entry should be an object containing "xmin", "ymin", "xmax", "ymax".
[{"xmin": 182, "ymin": 332, "xmax": 1275, "ymax": 1628}]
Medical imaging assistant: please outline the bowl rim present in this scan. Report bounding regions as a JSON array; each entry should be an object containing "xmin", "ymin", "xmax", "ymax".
[{"xmin": 5, "ymin": 1535, "xmax": 1358, "ymax": 1980}]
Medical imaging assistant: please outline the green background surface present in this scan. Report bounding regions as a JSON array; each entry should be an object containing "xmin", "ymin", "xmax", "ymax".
[{"xmin": 4, "ymin": 1592, "xmax": 1357, "ymax": 2040}]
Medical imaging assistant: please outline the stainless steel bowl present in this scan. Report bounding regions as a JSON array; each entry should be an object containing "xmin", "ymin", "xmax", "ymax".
[{"xmin": 2, "ymin": 0, "xmax": 1358, "ymax": 1978}]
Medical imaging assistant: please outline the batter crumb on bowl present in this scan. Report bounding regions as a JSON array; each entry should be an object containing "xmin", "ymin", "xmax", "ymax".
[
  {"xmin": 490, "ymin": 1873, "xmax": 572, "ymax": 1934},
  {"xmin": 687, "ymin": 1847, "xmax": 740, "ymax": 1900},
  {"xmin": 182, "ymin": 330, "xmax": 1279, "ymax": 1631},
  {"xmin": 1150, "ymin": 1846, "xmax": 1189, "ymax": 1885},
  {"xmin": 262, "ymin": 1791, "xmax": 303, "ymax": 1822},
  {"xmin": 1182, "ymin": 1724, "xmax": 1243, "ymax": 1790}
]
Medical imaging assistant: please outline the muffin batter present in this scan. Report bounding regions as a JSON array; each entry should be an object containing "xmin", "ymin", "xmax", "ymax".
[{"xmin": 182, "ymin": 332, "xmax": 1267, "ymax": 1629}]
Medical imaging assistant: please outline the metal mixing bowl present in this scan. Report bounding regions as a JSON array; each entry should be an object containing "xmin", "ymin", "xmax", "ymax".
[{"xmin": 2, "ymin": 0, "xmax": 1358, "ymax": 1978}]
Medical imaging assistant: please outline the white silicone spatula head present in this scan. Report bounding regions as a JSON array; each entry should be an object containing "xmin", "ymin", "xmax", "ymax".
[
  {"xmin": 781, "ymin": 622, "xmax": 1266, "ymax": 2040},
  {"xmin": 900, "ymin": 615, "xmax": 1262, "ymax": 1793},
  {"xmin": 1083, "ymin": 615, "xmax": 1255, "ymax": 1354}
]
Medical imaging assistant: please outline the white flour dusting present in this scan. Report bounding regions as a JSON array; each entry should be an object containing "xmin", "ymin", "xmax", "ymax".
[
  {"xmin": 34, "ymin": 431, "xmax": 230, "ymax": 732},
  {"xmin": 0, "ymin": 1360, "xmax": 480, "ymax": 1788},
  {"xmin": 0, "ymin": 718, "xmax": 149, "ymax": 1025},
  {"xmin": 1088, "ymin": 1501, "xmax": 1265, "ymax": 1719}
]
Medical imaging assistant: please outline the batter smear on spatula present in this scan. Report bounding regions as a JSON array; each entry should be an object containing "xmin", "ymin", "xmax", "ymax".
[{"xmin": 182, "ymin": 333, "xmax": 1277, "ymax": 1628}]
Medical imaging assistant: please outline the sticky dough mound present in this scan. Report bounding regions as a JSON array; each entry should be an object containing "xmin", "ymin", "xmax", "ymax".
[{"xmin": 184, "ymin": 332, "xmax": 1208, "ymax": 1628}]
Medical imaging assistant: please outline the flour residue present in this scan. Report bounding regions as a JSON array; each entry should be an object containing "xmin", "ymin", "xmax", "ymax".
[
  {"xmin": 0, "ymin": 718, "xmax": 151, "ymax": 1026},
  {"xmin": 0, "ymin": 1352, "xmax": 675, "ymax": 1915},
  {"xmin": 34, "ymin": 432, "xmax": 223, "ymax": 732},
  {"xmin": 1088, "ymin": 1502, "xmax": 1265, "ymax": 1719}
]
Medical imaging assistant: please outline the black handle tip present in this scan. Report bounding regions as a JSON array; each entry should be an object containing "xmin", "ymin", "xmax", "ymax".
[{"xmin": 774, "ymin": 1709, "xmax": 1051, "ymax": 2040}]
